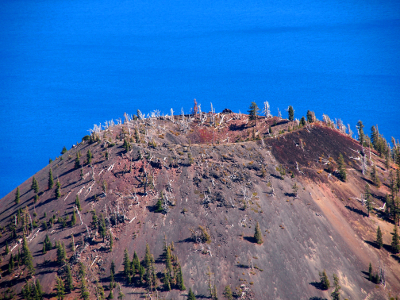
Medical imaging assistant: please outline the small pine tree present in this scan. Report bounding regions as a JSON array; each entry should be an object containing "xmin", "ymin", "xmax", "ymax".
[
  {"xmin": 223, "ymin": 285, "xmax": 233, "ymax": 300},
  {"xmin": 123, "ymin": 139, "xmax": 131, "ymax": 153},
  {"xmin": 331, "ymin": 273, "xmax": 341, "ymax": 300},
  {"xmin": 392, "ymin": 225, "xmax": 400, "ymax": 254},
  {"xmin": 212, "ymin": 285, "xmax": 218, "ymax": 300},
  {"xmin": 36, "ymin": 279, "xmax": 44, "ymax": 300},
  {"xmin": 187, "ymin": 288, "xmax": 197, "ymax": 300},
  {"xmin": 55, "ymin": 276, "xmax": 65, "ymax": 300},
  {"xmin": 337, "ymin": 153, "xmax": 347, "ymax": 182},
  {"xmin": 75, "ymin": 153, "xmax": 81, "ymax": 169},
  {"xmin": 22, "ymin": 235, "xmax": 35, "ymax": 276},
  {"xmin": 163, "ymin": 269, "xmax": 171, "ymax": 291},
  {"xmin": 248, "ymin": 102, "xmax": 260, "ymax": 126},
  {"xmin": 376, "ymin": 226, "xmax": 383, "ymax": 249},
  {"xmin": 65, "ymin": 264, "xmax": 74, "ymax": 293},
  {"xmin": 79, "ymin": 263, "xmax": 89, "ymax": 300},
  {"xmin": 288, "ymin": 106, "xmax": 294, "ymax": 121},
  {"xmin": 155, "ymin": 199, "xmax": 163, "ymax": 213},
  {"xmin": 300, "ymin": 116, "xmax": 306, "ymax": 126},
  {"xmin": 123, "ymin": 249, "xmax": 130, "ymax": 278},
  {"xmin": 118, "ymin": 290, "xmax": 124, "ymax": 300},
  {"xmin": 48, "ymin": 169, "xmax": 54, "ymax": 189},
  {"xmin": 15, "ymin": 187, "xmax": 20, "ymax": 204},
  {"xmin": 254, "ymin": 222, "xmax": 263, "ymax": 244},
  {"xmin": 371, "ymin": 164, "xmax": 381, "ymax": 187},
  {"xmin": 108, "ymin": 290, "xmax": 114, "ymax": 300},
  {"xmin": 177, "ymin": 264, "xmax": 186, "ymax": 291},
  {"xmin": 31, "ymin": 176, "xmax": 39, "ymax": 194},
  {"xmin": 144, "ymin": 244, "xmax": 152, "ymax": 268},
  {"xmin": 368, "ymin": 262, "xmax": 373, "ymax": 281},
  {"xmin": 56, "ymin": 242, "xmax": 66, "ymax": 265},
  {"xmin": 5, "ymin": 241, "xmax": 9, "ymax": 255},
  {"xmin": 71, "ymin": 209, "xmax": 76, "ymax": 226},
  {"xmin": 86, "ymin": 149, "xmax": 93, "ymax": 165},
  {"xmin": 306, "ymin": 110, "xmax": 314, "ymax": 123},
  {"xmin": 61, "ymin": 146, "xmax": 67, "ymax": 155},
  {"xmin": 319, "ymin": 270, "xmax": 330, "ymax": 290},
  {"xmin": 8, "ymin": 253, "xmax": 14, "ymax": 273},
  {"xmin": 75, "ymin": 195, "xmax": 81, "ymax": 211},
  {"xmin": 55, "ymin": 180, "xmax": 61, "ymax": 199}
]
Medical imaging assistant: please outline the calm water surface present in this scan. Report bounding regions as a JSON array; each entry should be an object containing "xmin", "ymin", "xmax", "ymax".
[{"xmin": 1, "ymin": 0, "xmax": 399, "ymax": 198}]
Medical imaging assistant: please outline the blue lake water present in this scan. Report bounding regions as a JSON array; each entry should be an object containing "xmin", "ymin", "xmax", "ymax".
[{"xmin": 1, "ymin": 0, "xmax": 400, "ymax": 198}]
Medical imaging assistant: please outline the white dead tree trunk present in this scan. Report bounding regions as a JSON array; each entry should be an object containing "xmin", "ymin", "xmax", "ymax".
[
  {"xmin": 263, "ymin": 101, "xmax": 272, "ymax": 118},
  {"xmin": 347, "ymin": 124, "xmax": 353, "ymax": 138}
]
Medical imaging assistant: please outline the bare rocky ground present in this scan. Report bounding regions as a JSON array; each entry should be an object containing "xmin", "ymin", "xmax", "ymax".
[{"xmin": 0, "ymin": 111, "xmax": 399, "ymax": 300}]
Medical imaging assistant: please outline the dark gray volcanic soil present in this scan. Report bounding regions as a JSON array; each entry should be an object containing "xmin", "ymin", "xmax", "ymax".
[{"xmin": 0, "ymin": 114, "xmax": 398, "ymax": 299}]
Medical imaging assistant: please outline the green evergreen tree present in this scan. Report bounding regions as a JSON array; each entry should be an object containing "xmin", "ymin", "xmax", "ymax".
[
  {"xmin": 163, "ymin": 269, "xmax": 171, "ymax": 291},
  {"xmin": 376, "ymin": 226, "xmax": 383, "ymax": 249},
  {"xmin": 254, "ymin": 222, "xmax": 263, "ymax": 244},
  {"xmin": 212, "ymin": 284, "xmax": 218, "ymax": 300},
  {"xmin": 22, "ymin": 235, "xmax": 35, "ymax": 276},
  {"xmin": 86, "ymin": 149, "xmax": 93, "ymax": 165},
  {"xmin": 155, "ymin": 199, "xmax": 163, "ymax": 213},
  {"xmin": 31, "ymin": 176, "xmax": 39, "ymax": 194},
  {"xmin": 118, "ymin": 290, "xmax": 124, "ymax": 300},
  {"xmin": 306, "ymin": 110, "xmax": 314, "ymax": 123},
  {"xmin": 357, "ymin": 120, "xmax": 365, "ymax": 146},
  {"xmin": 371, "ymin": 164, "xmax": 380, "ymax": 187},
  {"xmin": 177, "ymin": 264, "xmax": 186, "ymax": 291},
  {"xmin": 61, "ymin": 146, "xmax": 67, "ymax": 155},
  {"xmin": 5, "ymin": 241, "xmax": 9, "ymax": 255},
  {"xmin": 144, "ymin": 244, "xmax": 152, "ymax": 268},
  {"xmin": 8, "ymin": 253, "xmax": 14, "ymax": 273},
  {"xmin": 71, "ymin": 209, "xmax": 77, "ymax": 226},
  {"xmin": 133, "ymin": 251, "xmax": 141, "ymax": 276},
  {"xmin": 79, "ymin": 263, "xmax": 89, "ymax": 300},
  {"xmin": 75, "ymin": 153, "xmax": 81, "ymax": 169},
  {"xmin": 123, "ymin": 139, "xmax": 131, "ymax": 153},
  {"xmin": 392, "ymin": 225, "xmax": 400, "ymax": 254},
  {"xmin": 55, "ymin": 276, "xmax": 65, "ymax": 300},
  {"xmin": 48, "ymin": 169, "xmax": 54, "ymax": 189},
  {"xmin": 15, "ymin": 187, "xmax": 20, "ymax": 204},
  {"xmin": 319, "ymin": 270, "xmax": 330, "ymax": 290},
  {"xmin": 187, "ymin": 288, "xmax": 196, "ymax": 300},
  {"xmin": 56, "ymin": 242, "xmax": 66, "ymax": 265},
  {"xmin": 223, "ymin": 285, "xmax": 233, "ymax": 300},
  {"xmin": 44, "ymin": 234, "xmax": 53, "ymax": 252},
  {"xmin": 331, "ymin": 273, "xmax": 341, "ymax": 300},
  {"xmin": 165, "ymin": 246, "xmax": 173, "ymax": 275},
  {"xmin": 36, "ymin": 279, "xmax": 44, "ymax": 300},
  {"xmin": 123, "ymin": 249, "xmax": 130, "ymax": 278},
  {"xmin": 75, "ymin": 195, "xmax": 81, "ymax": 211},
  {"xmin": 300, "ymin": 116, "xmax": 306, "ymax": 126},
  {"xmin": 365, "ymin": 184, "xmax": 372, "ymax": 217},
  {"xmin": 107, "ymin": 290, "xmax": 114, "ymax": 300},
  {"xmin": 248, "ymin": 102, "xmax": 260, "ymax": 126},
  {"xmin": 288, "ymin": 106, "xmax": 294, "ymax": 121},
  {"xmin": 55, "ymin": 180, "xmax": 61, "ymax": 199},
  {"xmin": 368, "ymin": 262, "xmax": 373, "ymax": 281},
  {"xmin": 65, "ymin": 264, "xmax": 74, "ymax": 293},
  {"xmin": 337, "ymin": 153, "xmax": 347, "ymax": 182}
]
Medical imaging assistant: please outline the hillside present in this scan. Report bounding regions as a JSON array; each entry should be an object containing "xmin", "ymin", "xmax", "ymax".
[{"xmin": 0, "ymin": 109, "xmax": 399, "ymax": 300}]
